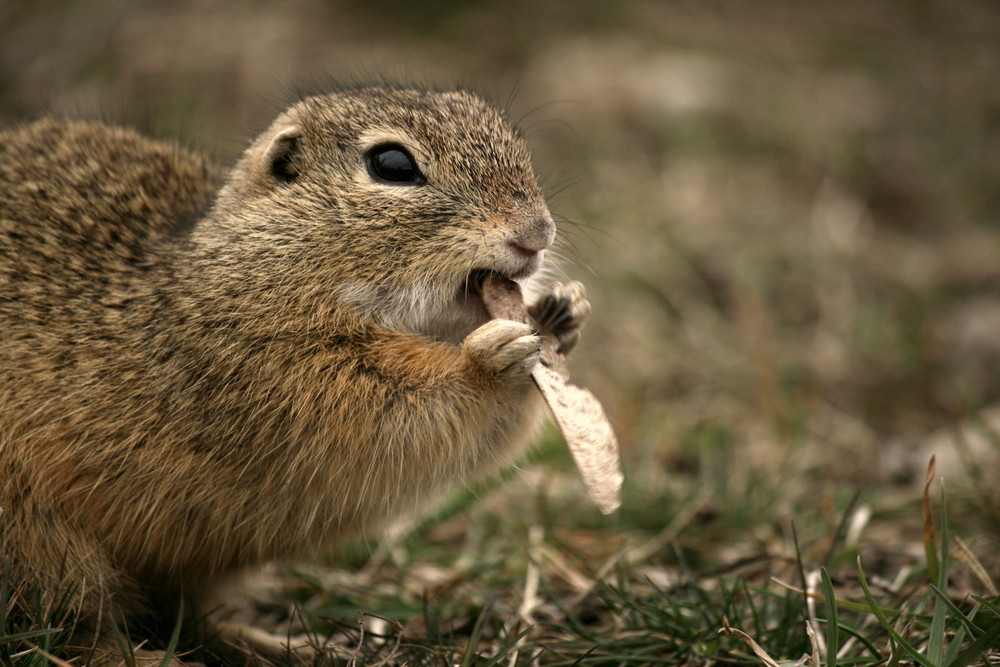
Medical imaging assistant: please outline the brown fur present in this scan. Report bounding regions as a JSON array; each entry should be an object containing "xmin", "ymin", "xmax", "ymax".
[{"xmin": 0, "ymin": 87, "xmax": 580, "ymax": 659}]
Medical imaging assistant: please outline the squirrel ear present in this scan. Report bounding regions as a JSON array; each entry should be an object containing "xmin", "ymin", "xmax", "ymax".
[{"xmin": 262, "ymin": 126, "xmax": 302, "ymax": 183}]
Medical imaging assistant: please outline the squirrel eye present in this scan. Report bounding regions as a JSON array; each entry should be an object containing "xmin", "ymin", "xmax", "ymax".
[{"xmin": 366, "ymin": 144, "xmax": 425, "ymax": 185}]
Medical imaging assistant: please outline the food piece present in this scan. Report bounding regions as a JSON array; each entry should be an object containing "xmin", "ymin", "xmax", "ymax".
[
  {"xmin": 480, "ymin": 273, "xmax": 623, "ymax": 514},
  {"xmin": 530, "ymin": 365, "xmax": 623, "ymax": 514},
  {"xmin": 476, "ymin": 270, "xmax": 525, "ymax": 322}
]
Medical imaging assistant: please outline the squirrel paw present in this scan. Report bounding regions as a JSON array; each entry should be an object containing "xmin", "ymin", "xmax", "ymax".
[
  {"xmin": 529, "ymin": 281, "xmax": 590, "ymax": 355},
  {"xmin": 463, "ymin": 319, "xmax": 541, "ymax": 380}
]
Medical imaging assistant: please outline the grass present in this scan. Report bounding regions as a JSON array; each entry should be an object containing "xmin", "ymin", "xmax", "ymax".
[
  {"xmin": 0, "ymin": 558, "xmax": 74, "ymax": 667},
  {"xmin": 78, "ymin": 449, "xmax": 982, "ymax": 667},
  {"xmin": 224, "ymin": 451, "xmax": 995, "ymax": 667},
  {"xmin": 5, "ymin": 492, "xmax": 999, "ymax": 666}
]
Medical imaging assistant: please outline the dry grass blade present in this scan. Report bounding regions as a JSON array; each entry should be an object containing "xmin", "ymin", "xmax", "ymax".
[
  {"xmin": 951, "ymin": 537, "xmax": 998, "ymax": 597},
  {"xmin": 23, "ymin": 646, "xmax": 75, "ymax": 667},
  {"xmin": 718, "ymin": 618, "xmax": 782, "ymax": 667},
  {"xmin": 504, "ymin": 524, "xmax": 543, "ymax": 667}
]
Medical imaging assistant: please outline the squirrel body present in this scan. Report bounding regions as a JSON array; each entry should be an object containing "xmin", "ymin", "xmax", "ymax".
[{"xmin": 0, "ymin": 88, "xmax": 586, "ymax": 659}]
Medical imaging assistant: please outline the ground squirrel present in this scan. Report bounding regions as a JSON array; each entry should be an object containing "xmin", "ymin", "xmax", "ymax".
[{"xmin": 0, "ymin": 86, "xmax": 591, "ymax": 662}]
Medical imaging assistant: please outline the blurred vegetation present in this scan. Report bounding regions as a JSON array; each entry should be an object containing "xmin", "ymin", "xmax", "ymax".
[{"xmin": 2, "ymin": 0, "xmax": 1000, "ymax": 664}]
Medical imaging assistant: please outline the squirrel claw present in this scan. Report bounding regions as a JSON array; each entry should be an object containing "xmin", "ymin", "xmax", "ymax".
[{"xmin": 529, "ymin": 281, "xmax": 590, "ymax": 356}]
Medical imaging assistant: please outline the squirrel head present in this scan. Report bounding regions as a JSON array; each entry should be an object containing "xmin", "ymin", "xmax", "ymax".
[{"xmin": 206, "ymin": 87, "xmax": 555, "ymax": 342}]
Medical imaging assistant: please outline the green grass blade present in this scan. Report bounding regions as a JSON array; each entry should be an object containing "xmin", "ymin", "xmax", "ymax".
[
  {"xmin": 929, "ymin": 582, "xmax": 986, "ymax": 662},
  {"xmin": 951, "ymin": 615, "xmax": 1000, "ymax": 667},
  {"xmin": 928, "ymin": 586, "xmax": 971, "ymax": 667},
  {"xmin": 970, "ymin": 595, "xmax": 1000, "ymax": 616},
  {"xmin": 0, "ymin": 628, "xmax": 62, "ymax": 645},
  {"xmin": 109, "ymin": 614, "xmax": 136, "ymax": 667},
  {"xmin": 159, "ymin": 596, "xmax": 184, "ymax": 667},
  {"xmin": 422, "ymin": 591, "xmax": 441, "ymax": 643},
  {"xmin": 886, "ymin": 639, "xmax": 903, "ymax": 667},
  {"xmin": 856, "ymin": 556, "xmax": 934, "ymax": 667},
  {"xmin": 742, "ymin": 579, "xmax": 765, "ymax": 637},
  {"xmin": 926, "ymin": 487, "xmax": 949, "ymax": 667},
  {"xmin": 791, "ymin": 521, "xmax": 810, "ymax": 618},
  {"xmin": 567, "ymin": 643, "xmax": 602, "ymax": 666},
  {"xmin": 927, "ymin": 586, "xmax": 973, "ymax": 627},
  {"xmin": 923, "ymin": 458, "xmax": 939, "ymax": 586},
  {"xmin": 458, "ymin": 602, "xmax": 493, "ymax": 667},
  {"xmin": 821, "ymin": 491, "xmax": 861, "ymax": 566},
  {"xmin": 485, "ymin": 625, "xmax": 534, "ymax": 667},
  {"xmin": 820, "ymin": 567, "xmax": 838, "ymax": 667},
  {"xmin": 942, "ymin": 625, "xmax": 967, "ymax": 667},
  {"xmin": 831, "ymin": 620, "xmax": 885, "ymax": 661}
]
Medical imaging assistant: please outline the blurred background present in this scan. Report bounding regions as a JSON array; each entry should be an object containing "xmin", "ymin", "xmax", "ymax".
[{"xmin": 3, "ymin": 0, "xmax": 999, "ymax": 593}]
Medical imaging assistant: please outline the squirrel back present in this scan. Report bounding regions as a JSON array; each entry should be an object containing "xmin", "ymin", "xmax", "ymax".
[{"xmin": 0, "ymin": 118, "xmax": 217, "ymax": 282}]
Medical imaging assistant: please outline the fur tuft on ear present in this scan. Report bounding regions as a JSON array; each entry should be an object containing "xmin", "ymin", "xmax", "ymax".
[{"xmin": 262, "ymin": 126, "xmax": 302, "ymax": 182}]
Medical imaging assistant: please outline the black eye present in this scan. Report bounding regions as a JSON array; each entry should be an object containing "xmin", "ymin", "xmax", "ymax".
[{"xmin": 366, "ymin": 144, "xmax": 425, "ymax": 185}]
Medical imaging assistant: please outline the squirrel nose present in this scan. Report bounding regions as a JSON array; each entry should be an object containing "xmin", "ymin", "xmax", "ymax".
[{"xmin": 509, "ymin": 214, "xmax": 555, "ymax": 255}]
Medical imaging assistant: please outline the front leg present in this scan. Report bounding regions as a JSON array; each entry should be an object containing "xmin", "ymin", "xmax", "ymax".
[
  {"xmin": 528, "ymin": 281, "xmax": 591, "ymax": 356},
  {"xmin": 302, "ymin": 321, "xmax": 546, "ymax": 522}
]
